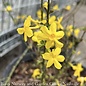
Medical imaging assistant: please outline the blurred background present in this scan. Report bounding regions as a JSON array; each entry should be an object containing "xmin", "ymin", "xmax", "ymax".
[{"xmin": 0, "ymin": 0, "xmax": 86, "ymax": 80}]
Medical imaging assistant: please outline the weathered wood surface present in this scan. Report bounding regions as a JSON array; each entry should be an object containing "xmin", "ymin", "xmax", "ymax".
[{"xmin": 71, "ymin": 5, "xmax": 86, "ymax": 67}]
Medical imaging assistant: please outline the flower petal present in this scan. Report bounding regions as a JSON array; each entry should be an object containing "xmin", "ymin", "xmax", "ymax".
[
  {"xmin": 24, "ymin": 33, "xmax": 27, "ymax": 42},
  {"xmin": 69, "ymin": 63, "xmax": 77, "ymax": 70},
  {"xmin": 58, "ymin": 17, "xmax": 63, "ymax": 23},
  {"xmin": 59, "ymin": 24, "xmax": 64, "ymax": 30},
  {"xmin": 32, "ymin": 36, "xmax": 40, "ymax": 44},
  {"xmin": 24, "ymin": 16, "xmax": 31, "ymax": 27},
  {"xmin": 74, "ymin": 70, "xmax": 80, "ymax": 77},
  {"xmin": 54, "ymin": 59, "xmax": 62, "ymax": 69},
  {"xmin": 37, "ymin": 32, "xmax": 48, "ymax": 40},
  {"xmin": 55, "ymin": 40, "xmax": 64, "ymax": 48},
  {"xmin": 50, "ymin": 22, "xmax": 56, "ymax": 33},
  {"xmin": 53, "ymin": 48, "xmax": 61, "ymax": 56},
  {"xmin": 42, "ymin": 53, "xmax": 51, "ymax": 60},
  {"xmin": 45, "ymin": 41, "xmax": 54, "ymax": 49},
  {"xmin": 40, "ymin": 26, "xmax": 50, "ymax": 36},
  {"xmin": 56, "ymin": 31, "xmax": 64, "ymax": 39},
  {"xmin": 17, "ymin": 28, "xmax": 24, "ymax": 34},
  {"xmin": 46, "ymin": 59, "xmax": 53, "ymax": 68},
  {"xmin": 25, "ymin": 28, "xmax": 33, "ymax": 37},
  {"xmin": 49, "ymin": 16, "xmax": 56, "ymax": 24},
  {"xmin": 56, "ymin": 55, "xmax": 65, "ymax": 62}
]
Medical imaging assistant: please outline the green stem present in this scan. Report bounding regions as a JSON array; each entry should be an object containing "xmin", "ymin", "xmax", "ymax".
[{"xmin": 41, "ymin": 0, "xmax": 45, "ymax": 85}]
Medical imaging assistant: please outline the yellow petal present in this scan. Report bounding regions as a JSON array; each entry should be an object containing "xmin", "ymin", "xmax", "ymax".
[
  {"xmin": 45, "ymin": 41, "xmax": 54, "ymax": 49},
  {"xmin": 37, "ymin": 32, "xmax": 48, "ymax": 40},
  {"xmin": 42, "ymin": 53, "xmax": 52, "ymax": 60},
  {"xmin": 46, "ymin": 59, "xmax": 53, "ymax": 67},
  {"xmin": 32, "ymin": 69, "xmax": 40, "ymax": 78},
  {"xmin": 43, "ymin": 2, "xmax": 48, "ymax": 9},
  {"xmin": 69, "ymin": 63, "xmax": 77, "ymax": 70},
  {"xmin": 52, "ymin": 5, "xmax": 59, "ymax": 11},
  {"xmin": 50, "ymin": 22, "xmax": 56, "ymax": 33},
  {"xmin": 41, "ymin": 20, "xmax": 46, "ymax": 24},
  {"xmin": 56, "ymin": 55, "xmax": 65, "ymax": 62},
  {"xmin": 25, "ymin": 28, "xmax": 33, "ymax": 37},
  {"xmin": 58, "ymin": 17, "xmax": 63, "ymax": 23},
  {"xmin": 74, "ymin": 28, "xmax": 80, "ymax": 37},
  {"xmin": 54, "ymin": 59, "xmax": 62, "ymax": 69},
  {"xmin": 77, "ymin": 63, "xmax": 83, "ymax": 71},
  {"xmin": 53, "ymin": 48, "xmax": 61, "ymax": 55},
  {"xmin": 49, "ymin": 16, "xmax": 56, "ymax": 24},
  {"xmin": 5, "ymin": 5, "xmax": 12, "ymax": 11},
  {"xmin": 24, "ymin": 33, "xmax": 27, "ymax": 42},
  {"xmin": 74, "ymin": 70, "xmax": 80, "ymax": 77},
  {"xmin": 65, "ymin": 5, "xmax": 71, "ymax": 11},
  {"xmin": 59, "ymin": 24, "xmax": 64, "ymax": 29},
  {"xmin": 40, "ymin": 26, "xmax": 50, "ymax": 36},
  {"xmin": 32, "ymin": 36, "xmax": 40, "ymax": 44},
  {"xmin": 56, "ymin": 31, "xmax": 64, "ymax": 39},
  {"xmin": 17, "ymin": 28, "xmax": 24, "ymax": 34},
  {"xmin": 24, "ymin": 16, "xmax": 31, "ymax": 27},
  {"xmin": 55, "ymin": 40, "xmax": 63, "ymax": 48}
]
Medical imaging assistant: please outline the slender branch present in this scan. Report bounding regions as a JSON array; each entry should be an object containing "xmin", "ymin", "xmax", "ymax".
[
  {"xmin": 47, "ymin": 0, "xmax": 50, "ymax": 25},
  {"xmin": 63, "ymin": 0, "xmax": 84, "ymax": 24},
  {"xmin": 4, "ymin": 46, "xmax": 32, "ymax": 86},
  {"xmin": 40, "ymin": 0, "xmax": 46, "ymax": 85},
  {"xmin": 41, "ymin": 0, "xmax": 43, "ymax": 20},
  {"xmin": 81, "ymin": 31, "xmax": 86, "ymax": 40}
]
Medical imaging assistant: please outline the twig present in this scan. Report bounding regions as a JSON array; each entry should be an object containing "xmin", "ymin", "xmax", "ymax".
[
  {"xmin": 4, "ymin": 46, "xmax": 32, "ymax": 86},
  {"xmin": 81, "ymin": 31, "xmax": 86, "ymax": 40},
  {"xmin": 41, "ymin": 0, "xmax": 43, "ymax": 20},
  {"xmin": 47, "ymin": 0, "xmax": 50, "ymax": 25},
  {"xmin": 63, "ymin": 0, "xmax": 84, "ymax": 24}
]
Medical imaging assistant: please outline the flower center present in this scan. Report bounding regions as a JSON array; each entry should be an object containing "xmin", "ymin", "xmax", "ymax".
[{"xmin": 49, "ymin": 34, "xmax": 55, "ymax": 40}]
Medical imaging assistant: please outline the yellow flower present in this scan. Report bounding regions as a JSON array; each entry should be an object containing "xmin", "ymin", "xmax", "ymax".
[
  {"xmin": 37, "ymin": 10, "xmax": 46, "ymax": 19},
  {"xmin": 77, "ymin": 77, "xmax": 86, "ymax": 86},
  {"xmin": 69, "ymin": 63, "xmax": 83, "ymax": 77},
  {"xmin": 32, "ymin": 31, "xmax": 41, "ymax": 44},
  {"xmin": 66, "ymin": 25, "xmax": 73, "ymax": 37},
  {"xmin": 65, "ymin": 5, "xmax": 71, "ymax": 11},
  {"xmin": 43, "ymin": 2, "xmax": 48, "ymax": 9},
  {"xmin": 32, "ymin": 69, "xmax": 40, "ymax": 79},
  {"xmin": 56, "ymin": 17, "xmax": 63, "ymax": 30},
  {"xmin": 42, "ymin": 48, "xmax": 65, "ymax": 69},
  {"xmin": 52, "ymin": 5, "xmax": 59, "ymax": 11},
  {"xmin": 49, "ymin": 16, "xmax": 56, "ymax": 24},
  {"xmin": 77, "ymin": 51, "xmax": 81, "ymax": 55},
  {"xmin": 21, "ymin": 15, "xmax": 27, "ymax": 20},
  {"xmin": 68, "ymin": 42, "xmax": 73, "ymax": 49},
  {"xmin": 74, "ymin": 28, "xmax": 80, "ymax": 38},
  {"xmin": 17, "ymin": 16, "xmax": 38, "ymax": 42},
  {"xmin": 5, "ymin": 5, "xmax": 12, "ymax": 12},
  {"xmin": 34, "ymin": 22, "xmax": 64, "ymax": 49}
]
